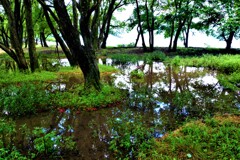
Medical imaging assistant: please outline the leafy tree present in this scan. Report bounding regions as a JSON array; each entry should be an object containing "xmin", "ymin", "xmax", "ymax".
[
  {"xmin": 158, "ymin": 0, "xmax": 205, "ymax": 51},
  {"xmin": 199, "ymin": 0, "xmax": 240, "ymax": 49},
  {"xmin": 0, "ymin": 0, "xmax": 28, "ymax": 71},
  {"xmin": 98, "ymin": 0, "xmax": 130, "ymax": 49},
  {"xmin": 38, "ymin": 0, "xmax": 101, "ymax": 90},
  {"xmin": 127, "ymin": 0, "xmax": 159, "ymax": 51}
]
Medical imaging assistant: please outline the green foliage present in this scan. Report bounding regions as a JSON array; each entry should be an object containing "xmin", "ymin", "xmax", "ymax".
[
  {"xmin": 144, "ymin": 51, "xmax": 166, "ymax": 63},
  {"xmin": 110, "ymin": 53, "xmax": 140, "ymax": 63},
  {"xmin": 52, "ymin": 84, "xmax": 125, "ymax": 109},
  {"xmin": 0, "ymin": 83, "xmax": 51, "ymax": 116},
  {"xmin": 218, "ymin": 71, "xmax": 240, "ymax": 90},
  {"xmin": 130, "ymin": 70, "xmax": 144, "ymax": 79},
  {"xmin": 108, "ymin": 109, "xmax": 156, "ymax": 159},
  {"xmin": 109, "ymin": 52, "xmax": 166, "ymax": 64},
  {"xmin": 154, "ymin": 115, "xmax": 240, "ymax": 159}
]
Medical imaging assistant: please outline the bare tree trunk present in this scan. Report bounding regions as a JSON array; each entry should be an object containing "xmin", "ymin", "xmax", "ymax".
[
  {"xmin": 135, "ymin": 0, "xmax": 147, "ymax": 51},
  {"xmin": 168, "ymin": 21, "xmax": 174, "ymax": 51},
  {"xmin": 40, "ymin": 31, "xmax": 49, "ymax": 47},
  {"xmin": 24, "ymin": 0, "xmax": 39, "ymax": 72},
  {"xmin": 134, "ymin": 26, "xmax": 140, "ymax": 47}
]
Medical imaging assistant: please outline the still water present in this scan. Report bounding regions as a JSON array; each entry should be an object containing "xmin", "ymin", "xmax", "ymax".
[{"xmin": 14, "ymin": 58, "xmax": 240, "ymax": 159}]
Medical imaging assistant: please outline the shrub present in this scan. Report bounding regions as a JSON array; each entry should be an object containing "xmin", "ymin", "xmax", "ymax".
[{"xmin": 0, "ymin": 83, "xmax": 51, "ymax": 116}]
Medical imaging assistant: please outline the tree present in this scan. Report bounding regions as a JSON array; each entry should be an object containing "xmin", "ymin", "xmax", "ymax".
[
  {"xmin": 24, "ymin": 0, "xmax": 39, "ymax": 72},
  {"xmin": 127, "ymin": 0, "xmax": 159, "ymax": 51},
  {"xmin": 38, "ymin": 0, "xmax": 101, "ymax": 90},
  {"xmin": 0, "ymin": 0, "xmax": 28, "ymax": 71},
  {"xmin": 98, "ymin": 0, "xmax": 130, "ymax": 49},
  {"xmin": 158, "ymin": 0, "xmax": 205, "ymax": 51},
  {"xmin": 199, "ymin": 0, "xmax": 240, "ymax": 49}
]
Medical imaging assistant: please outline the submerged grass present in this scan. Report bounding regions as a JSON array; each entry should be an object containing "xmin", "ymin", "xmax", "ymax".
[{"xmin": 152, "ymin": 114, "xmax": 240, "ymax": 160}]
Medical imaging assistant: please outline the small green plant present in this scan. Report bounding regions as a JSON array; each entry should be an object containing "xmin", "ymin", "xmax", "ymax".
[{"xmin": 108, "ymin": 109, "xmax": 156, "ymax": 159}]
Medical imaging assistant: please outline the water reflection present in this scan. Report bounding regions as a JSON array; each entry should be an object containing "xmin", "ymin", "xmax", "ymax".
[{"xmin": 13, "ymin": 58, "xmax": 239, "ymax": 159}]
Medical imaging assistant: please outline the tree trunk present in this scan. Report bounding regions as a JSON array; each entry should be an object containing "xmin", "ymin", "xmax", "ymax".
[
  {"xmin": 40, "ymin": 31, "xmax": 49, "ymax": 47},
  {"xmin": 172, "ymin": 19, "xmax": 186, "ymax": 52},
  {"xmin": 92, "ymin": 3, "xmax": 100, "ymax": 50},
  {"xmin": 39, "ymin": 0, "xmax": 77, "ymax": 66},
  {"xmin": 135, "ymin": 0, "xmax": 147, "ymax": 51},
  {"xmin": 72, "ymin": 0, "xmax": 78, "ymax": 29},
  {"xmin": 225, "ymin": 31, "xmax": 235, "ymax": 50},
  {"xmin": 183, "ymin": 17, "xmax": 192, "ymax": 48},
  {"xmin": 53, "ymin": 0, "xmax": 100, "ymax": 90},
  {"xmin": 134, "ymin": 26, "xmax": 140, "ymax": 47},
  {"xmin": 25, "ymin": 0, "xmax": 39, "ymax": 72},
  {"xmin": 100, "ymin": 0, "xmax": 116, "ymax": 49},
  {"xmin": 2, "ymin": 0, "xmax": 28, "ymax": 71}
]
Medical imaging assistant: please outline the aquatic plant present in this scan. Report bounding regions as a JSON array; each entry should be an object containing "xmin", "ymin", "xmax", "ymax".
[{"xmin": 108, "ymin": 109, "xmax": 156, "ymax": 159}]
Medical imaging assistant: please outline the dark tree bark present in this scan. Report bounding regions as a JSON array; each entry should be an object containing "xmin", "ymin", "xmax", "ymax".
[
  {"xmin": 24, "ymin": 0, "xmax": 39, "ymax": 72},
  {"xmin": 134, "ymin": 26, "xmax": 140, "ymax": 47},
  {"xmin": 183, "ymin": 17, "xmax": 192, "ymax": 48},
  {"xmin": 135, "ymin": 0, "xmax": 147, "ymax": 51},
  {"xmin": 145, "ymin": 0, "xmax": 155, "ymax": 52},
  {"xmin": 72, "ymin": 0, "xmax": 79, "ymax": 29},
  {"xmin": 99, "ymin": 0, "xmax": 116, "ymax": 49},
  {"xmin": 224, "ymin": 30, "xmax": 235, "ymax": 50},
  {"xmin": 38, "ymin": 0, "xmax": 77, "ymax": 66},
  {"xmin": 53, "ymin": 0, "xmax": 100, "ymax": 90},
  {"xmin": 40, "ymin": 31, "xmax": 49, "ymax": 47},
  {"xmin": 1, "ymin": 0, "xmax": 28, "ymax": 71},
  {"xmin": 172, "ymin": 18, "xmax": 186, "ymax": 52}
]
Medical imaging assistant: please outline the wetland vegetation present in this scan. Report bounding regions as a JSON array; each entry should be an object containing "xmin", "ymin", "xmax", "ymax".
[
  {"xmin": 1, "ymin": 0, "xmax": 240, "ymax": 159},
  {"xmin": 0, "ymin": 47, "xmax": 240, "ymax": 159}
]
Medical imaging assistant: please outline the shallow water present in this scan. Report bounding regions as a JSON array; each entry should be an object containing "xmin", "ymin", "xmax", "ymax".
[{"xmin": 13, "ymin": 59, "xmax": 240, "ymax": 159}]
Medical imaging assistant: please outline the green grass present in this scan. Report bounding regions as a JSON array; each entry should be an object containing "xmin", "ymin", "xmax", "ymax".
[
  {"xmin": 167, "ymin": 54, "xmax": 240, "ymax": 90},
  {"xmin": 168, "ymin": 54, "xmax": 240, "ymax": 73},
  {"xmin": 153, "ymin": 114, "xmax": 240, "ymax": 160},
  {"xmin": 52, "ymin": 84, "xmax": 125, "ymax": 110},
  {"xmin": 0, "ymin": 70, "xmax": 57, "ymax": 85},
  {"xmin": 109, "ymin": 51, "xmax": 166, "ymax": 64}
]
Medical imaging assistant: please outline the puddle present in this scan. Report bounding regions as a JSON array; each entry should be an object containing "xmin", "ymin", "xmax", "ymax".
[{"xmin": 6, "ymin": 58, "xmax": 240, "ymax": 159}]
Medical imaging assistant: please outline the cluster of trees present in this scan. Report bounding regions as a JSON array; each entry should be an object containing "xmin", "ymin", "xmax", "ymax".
[{"xmin": 0, "ymin": 0, "xmax": 239, "ymax": 89}]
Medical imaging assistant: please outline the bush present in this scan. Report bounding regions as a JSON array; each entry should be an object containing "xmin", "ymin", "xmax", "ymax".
[{"xmin": 0, "ymin": 83, "xmax": 52, "ymax": 116}]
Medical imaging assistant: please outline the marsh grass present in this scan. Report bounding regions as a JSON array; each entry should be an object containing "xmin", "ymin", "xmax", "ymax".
[
  {"xmin": 109, "ymin": 51, "xmax": 166, "ymax": 64},
  {"xmin": 52, "ymin": 84, "xmax": 125, "ymax": 109},
  {"xmin": 154, "ymin": 114, "xmax": 240, "ymax": 160},
  {"xmin": 168, "ymin": 54, "xmax": 240, "ymax": 90}
]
